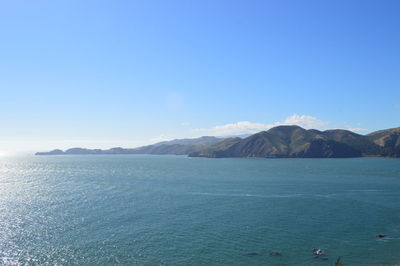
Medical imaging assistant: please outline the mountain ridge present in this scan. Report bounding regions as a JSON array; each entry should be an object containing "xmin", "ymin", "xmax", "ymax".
[{"xmin": 36, "ymin": 125, "xmax": 400, "ymax": 158}]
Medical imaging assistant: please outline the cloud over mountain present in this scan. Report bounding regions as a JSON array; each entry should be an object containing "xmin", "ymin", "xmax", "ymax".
[{"xmin": 194, "ymin": 114, "xmax": 329, "ymax": 136}]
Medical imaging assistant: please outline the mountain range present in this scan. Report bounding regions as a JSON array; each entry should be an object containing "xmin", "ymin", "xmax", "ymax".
[{"xmin": 36, "ymin": 125, "xmax": 400, "ymax": 158}]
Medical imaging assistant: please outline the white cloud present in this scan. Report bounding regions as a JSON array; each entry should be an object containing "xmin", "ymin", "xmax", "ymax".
[
  {"xmin": 346, "ymin": 127, "xmax": 368, "ymax": 133},
  {"xmin": 280, "ymin": 114, "xmax": 329, "ymax": 129},
  {"xmin": 194, "ymin": 114, "xmax": 329, "ymax": 137},
  {"xmin": 194, "ymin": 121, "xmax": 271, "ymax": 136},
  {"xmin": 343, "ymin": 122, "xmax": 368, "ymax": 133},
  {"xmin": 149, "ymin": 134, "xmax": 172, "ymax": 144}
]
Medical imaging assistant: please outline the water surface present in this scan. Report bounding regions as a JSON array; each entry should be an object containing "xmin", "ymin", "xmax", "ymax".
[{"xmin": 0, "ymin": 155, "xmax": 399, "ymax": 265}]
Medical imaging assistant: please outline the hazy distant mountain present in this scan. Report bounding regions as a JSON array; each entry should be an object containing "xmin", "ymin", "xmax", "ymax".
[
  {"xmin": 35, "ymin": 136, "xmax": 222, "ymax": 156},
  {"xmin": 36, "ymin": 125, "xmax": 400, "ymax": 158},
  {"xmin": 153, "ymin": 136, "xmax": 221, "ymax": 146}
]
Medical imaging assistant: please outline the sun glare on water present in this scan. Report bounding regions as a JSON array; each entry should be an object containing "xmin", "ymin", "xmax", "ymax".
[{"xmin": 0, "ymin": 152, "xmax": 9, "ymax": 157}]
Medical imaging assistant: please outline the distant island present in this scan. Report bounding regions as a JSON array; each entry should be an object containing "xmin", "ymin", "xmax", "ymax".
[{"xmin": 36, "ymin": 125, "xmax": 400, "ymax": 158}]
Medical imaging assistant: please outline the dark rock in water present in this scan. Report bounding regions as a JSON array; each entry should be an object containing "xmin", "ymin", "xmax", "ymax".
[
  {"xmin": 269, "ymin": 252, "xmax": 282, "ymax": 257},
  {"xmin": 377, "ymin": 234, "xmax": 387, "ymax": 238},
  {"xmin": 245, "ymin": 252, "xmax": 260, "ymax": 257}
]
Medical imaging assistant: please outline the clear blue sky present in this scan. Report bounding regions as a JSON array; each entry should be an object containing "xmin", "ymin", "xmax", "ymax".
[{"xmin": 1, "ymin": 0, "xmax": 399, "ymax": 154}]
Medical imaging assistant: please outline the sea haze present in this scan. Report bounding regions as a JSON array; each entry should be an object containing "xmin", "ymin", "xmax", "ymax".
[{"xmin": 1, "ymin": 155, "xmax": 400, "ymax": 265}]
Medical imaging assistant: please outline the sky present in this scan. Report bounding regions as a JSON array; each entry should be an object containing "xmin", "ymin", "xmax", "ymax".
[{"xmin": 1, "ymin": 0, "xmax": 399, "ymax": 155}]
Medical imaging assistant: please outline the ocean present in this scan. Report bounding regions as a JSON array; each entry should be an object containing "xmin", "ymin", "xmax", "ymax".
[{"xmin": 0, "ymin": 155, "xmax": 399, "ymax": 265}]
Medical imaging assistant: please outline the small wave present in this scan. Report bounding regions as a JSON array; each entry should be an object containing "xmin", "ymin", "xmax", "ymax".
[
  {"xmin": 377, "ymin": 237, "xmax": 400, "ymax": 241},
  {"xmin": 315, "ymin": 193, "xmax": 340, "ymax": 198},
  {"xmin": 188, "ymin": 192, "xmax": 306, "ymax": 198},
  {"xmin": 347, "ymin": 189, "xmax": 384, "ymax": 192},
  {"xmin": 314, "ymin": 190, "xmax": 384, "ymax": 198}
]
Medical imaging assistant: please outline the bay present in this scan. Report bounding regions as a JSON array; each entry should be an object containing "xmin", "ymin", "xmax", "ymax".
[{"xmin": 0, "ymin": 155, "xmax": 399, "ymax": 265}]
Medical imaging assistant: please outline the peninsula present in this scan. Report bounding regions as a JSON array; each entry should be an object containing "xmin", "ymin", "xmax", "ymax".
[{"xmin": 36, "ymin": 125, "xmax": 400, "ymax": 158}]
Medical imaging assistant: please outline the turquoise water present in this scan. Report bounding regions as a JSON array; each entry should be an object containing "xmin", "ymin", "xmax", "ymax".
[{"xmin": 0, "ymin": 156, "xmax": 400, "ymax": 265}]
